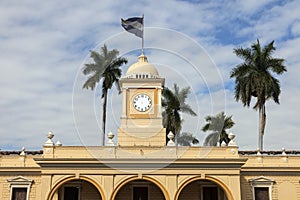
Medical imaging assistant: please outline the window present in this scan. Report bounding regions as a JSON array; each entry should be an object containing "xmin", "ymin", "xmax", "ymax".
[
  {"xmin": 7, "ymin": 176, "xmax": 33, "ymax": 200},
  {"xmin": 254, "ymin": 187, "xmax": 269, "ymax": 200},
  {"xmin": 249, "ymin": 176, "xmax": 274, "ymax": 200},
  {"xmin": 12, "ymin": 188, "xmax": 27, "ymax": 200}
]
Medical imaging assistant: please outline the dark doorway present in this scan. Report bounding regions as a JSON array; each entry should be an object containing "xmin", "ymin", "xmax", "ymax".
[
  {"xmin": 203, "ymin": 186, "xmax": 218, "ymax": 200},
  {"xmin": 115, "ymin": 180, "xmax": 164, "ymax": 200},
  {"xmin": 178, "ymin": 180, "xmax": 228, "ymax": 200},
  {"xmin": 133, "ymin": 187, "xmax": 148, "ymax": 200},
  {"xmin": 64, "ymin": 186, "xmax": 79, "ymax": 200}
]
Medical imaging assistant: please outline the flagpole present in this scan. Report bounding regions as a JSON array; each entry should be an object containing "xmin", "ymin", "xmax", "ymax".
[{"xmin": 142, "ymin": 14, "xmax": 144, "ymax": 55}]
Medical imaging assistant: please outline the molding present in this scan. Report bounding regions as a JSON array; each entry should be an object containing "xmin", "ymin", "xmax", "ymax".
[
  {"xmin": 120, "ymin": 78, "xmax": 165, "ymax": 85},
  {"xmin": 7, "ymin": 176, "xmax": 33, "ymax": 184},
  {"xmin": 7, "ymin": 176, "xmax": 33, "ymax": 200},
  {"xmin": 34, "ymin": 158, "xmax": 247, "ymax": 169},
  {"xmin": 241, "ymin": 167, "xmax": 300, "ymax": 172},
  {"xmin": 249, "ymin": 176, "xmax": 275, "ymax": 185},
  {"xmin": 249, "ymin": 176, "xmax": 275, "ymax": 200},
  {"xmin": 123, "ymin": 85, "xmax": 163, "ymax": 89}
]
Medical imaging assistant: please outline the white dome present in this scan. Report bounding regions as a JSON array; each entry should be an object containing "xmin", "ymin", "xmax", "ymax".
[{"xmin": 125, "ymin": 54, "xmax": 159, "ymax": 77}]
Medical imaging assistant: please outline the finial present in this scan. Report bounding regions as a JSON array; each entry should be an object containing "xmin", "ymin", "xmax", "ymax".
[
  {"xmin": 56, "ymin": 140, "xmax": 62, "ymax": 146},
  {"xmin": 20, "ymin": 147, "xmax": 26, "ymax": 156},
  {"xmin": 138, "ymin": 54, "xmax": 147, "ymax": 62},
  {"xmin": 221, "ymin": 141, "xmax": 227, "ymax": 147},
  {"xmin": 47, "ymin": 131, "xmax": 54, "ymax": 139},
  {"xmin": 282, "ymin": 148, "xmax": 287, "ymax": 156},
  {"xmin": 256, "ymin": 148, "xmax": 261, "ymax": 155},
  {"xmin": 228, "ymin": 132, "xmax": 237, "ymax": 146},
  {"xmin": 107, "ymin": 131, "xmax": 115, "ymax": 146},
  {"xmin": 256, "ymin": 148, "xmax": 263, "ymax": 163},
  {"xmin": 167, "ymin": 131, "xmax": 175, "ymax": 146},
  {"xmin": 282, "ymin": 148, "xmax": 288, "ymax": 162},
  {"xmin": 44, "ymin": 131, "xmax": 55, "ymax": 146}
]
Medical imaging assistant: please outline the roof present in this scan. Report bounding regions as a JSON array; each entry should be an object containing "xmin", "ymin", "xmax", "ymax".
[
  {"xmin": 0, "ymin": 150, "xmax": 43, "ymax": 155},
  {"xmin": 1, "ymin": 150, "xmax": 300, "ymax": 156},
  {"xmin": 125, "ymin": 54, "xmax": 159, "ymax": 77},
  {"xmin": 238, "ymin": 150, "xmax": 300, "ymax": 155}
]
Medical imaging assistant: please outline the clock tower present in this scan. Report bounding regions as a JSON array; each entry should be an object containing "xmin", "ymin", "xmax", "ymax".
[{"xmin": 118, "ymin": 54, "xmax": 166, "ymax": 146}]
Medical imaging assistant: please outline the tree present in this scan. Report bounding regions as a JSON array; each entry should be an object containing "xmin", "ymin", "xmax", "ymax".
[
  {"xmin": 162, "ymin": 83, "xmax": 198, "ymax": 146},
  {"xmin": 82, "ymin": 44, "xmax": 127, "ymax": 145},
  {"xmin": 176, "ymin": 132, "xmax": 199, "ymax": 146},
  {"xmin": 202, "ymin": 112, "xmax": 235, "ymax": 146},
  {"xmin": 230, "ymin": 39, "xmax": 287, "ymax": 150}
]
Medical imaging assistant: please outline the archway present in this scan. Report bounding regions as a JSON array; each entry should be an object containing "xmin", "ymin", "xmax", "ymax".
[
  {"xmin": 175, "ymin": 176, "xmax": 234, "ymax": 200},
  {"xmin": 112, "ymin": 176, "xmax": 169, "ymax": 200},
  {"xmin": 47, "ymin": 176, "xmax": 105, "ymax": 200}
]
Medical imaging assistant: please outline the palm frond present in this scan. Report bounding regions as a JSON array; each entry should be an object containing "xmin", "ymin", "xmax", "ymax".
[
  {"xmin": 82, "ymin": 63, "xmax": 99, "ymax": 75},
  {"xmin": 202, "ymin": 112, "xmax": 235, "ymax": 146},
  {"xmin": 268, "ymin": 58, "xmax": 286, "ymax": 74},
  {"xmin": 233, "ymin": 47, "xmax": 252, "ymax": 62},
  {"xmin": 262, "ymin": 40, "xmax": 275, "ymax": 60},
  {"xmin": 90, "ymin": 50, "xmax": 104, "ymax": 65},
  {"xmin": 82, "ymin": 76, "xmax": 98, "ymax": 90},
  {"xmin": 201, "ymin": 123, "xmax": 210, "ymax": 132},
  {"xmin": 180, "ymin": 104, "xmax": 197, "ymax": 116},
  {"xmin": 203, "ymin": 132, "xmax": 219, "ymax": 146},
  {"xmin": 177, "ymin": 86, "xmax": 190, "ymax": 103},
  {"xmin": 177, "ymin": 132, "xmax": 199, "ymax": 146}
]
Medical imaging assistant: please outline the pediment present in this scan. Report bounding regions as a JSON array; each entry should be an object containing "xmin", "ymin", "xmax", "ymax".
[
  {"xmin": 249, "ymin": 176, "xmax": 275, "ymax": 186},
  {"xmin": 7, "ymin": 176, "xmax": 33, "ymax": 184}
]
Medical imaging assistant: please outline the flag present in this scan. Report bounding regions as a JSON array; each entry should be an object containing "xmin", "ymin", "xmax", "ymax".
[{"xmin": 121, "ymin": 17, "xmax": 143, "ymax": 38}]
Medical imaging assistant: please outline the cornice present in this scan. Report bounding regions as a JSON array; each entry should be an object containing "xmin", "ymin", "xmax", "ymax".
[{"xmin": 34, "ymin": 157, "xmax": 247, "ymax": 169}]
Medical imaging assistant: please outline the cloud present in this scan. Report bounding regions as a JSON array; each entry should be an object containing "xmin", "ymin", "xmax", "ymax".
[{"xmin": 0, "ymin": 0, "xmax": 299, "ymax": 151}]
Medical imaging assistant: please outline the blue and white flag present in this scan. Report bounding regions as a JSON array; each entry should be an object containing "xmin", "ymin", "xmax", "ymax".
[{"xmin": 121, "ymin": 17, "xmax": 143, "ymax": 38}]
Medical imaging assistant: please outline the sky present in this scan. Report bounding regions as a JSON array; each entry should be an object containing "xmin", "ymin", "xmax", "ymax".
[{"xmin": 0, "ymin": 0, "xmax": 300, "ymax": 151}]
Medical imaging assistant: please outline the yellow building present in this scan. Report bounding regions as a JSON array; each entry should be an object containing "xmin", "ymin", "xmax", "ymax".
[{"xmin": 1, "ymin": 55, "xmax": 300, "ymax": 200}]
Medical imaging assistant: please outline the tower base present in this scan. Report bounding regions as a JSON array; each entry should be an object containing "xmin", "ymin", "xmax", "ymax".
[{"xmin": 117, "ymin": 128, "xmax": 166, "ymax": 146}]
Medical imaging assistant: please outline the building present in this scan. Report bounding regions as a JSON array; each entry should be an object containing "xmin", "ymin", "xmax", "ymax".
[{"xmin": 1, "ymin": 54, "xmax": 300, "ymax": 200}]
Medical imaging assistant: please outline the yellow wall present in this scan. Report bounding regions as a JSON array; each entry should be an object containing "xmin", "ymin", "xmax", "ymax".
[{"xmin": 1, "ymin": 147, "xmax": 300, "ymax": 200}]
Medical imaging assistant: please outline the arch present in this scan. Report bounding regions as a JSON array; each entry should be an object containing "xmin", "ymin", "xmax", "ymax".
[
  {"xmin": 46, "ymin": 175, "xmax": 106, "ymax": 200},
  {"xmin": 111, "ymin": 175, "xmax": 170, "ymax": 200},
  {"xmin": 174, "ymin": 176, "xmax": 234, "ymax": 200}
]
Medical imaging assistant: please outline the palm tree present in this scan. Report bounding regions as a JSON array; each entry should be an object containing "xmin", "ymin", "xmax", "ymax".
[
  {"xmin": 202, "ymin": 112, "xmax": 235, "ymax": 146},
  {"xmin": 82, "ymin": 44, "xmax": 127, "ymax": 145},
  {"xmin": 162, "ymin": 83, "xmax": 198, "ymax": 145},
  {"xmin": 176, "ymin": 132, "xmax": 199, "ymax": 146},
  {"xmin": 230, "ymin": 39, "xmax": 286, "ymax": 150}
]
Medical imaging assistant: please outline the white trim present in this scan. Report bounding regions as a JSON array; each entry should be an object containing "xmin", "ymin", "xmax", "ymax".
[
  {"xmin": 249, "ymin": 176, "xmax": 275, "ymax": 200},
  {"xmin": 8, "ymin": 176, "xmax": 33, "ymax": 200},
  {"xmin": 124, "ymin": 86, "xmax": 163, "ymax": 89}
]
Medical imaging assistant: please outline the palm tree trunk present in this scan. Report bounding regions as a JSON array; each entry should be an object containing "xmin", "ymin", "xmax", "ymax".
[
  {"xmin": 102, "ymin": 90, "xmax": 107, "ymax": 146},
  {"xmin": 258, "ymin": 104, "xmax": 266, "ymax": 150}
]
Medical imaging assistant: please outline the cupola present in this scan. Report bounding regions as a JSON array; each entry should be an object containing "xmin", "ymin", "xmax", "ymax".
[{"xmin": 125, "ymin": 54, "xmax": 159, "ymax": 79}]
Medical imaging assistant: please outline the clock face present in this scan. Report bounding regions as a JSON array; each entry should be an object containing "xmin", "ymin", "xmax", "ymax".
[{"xmin": 133, "ymin": 94, "xmax": 152, "ymax": 112}]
